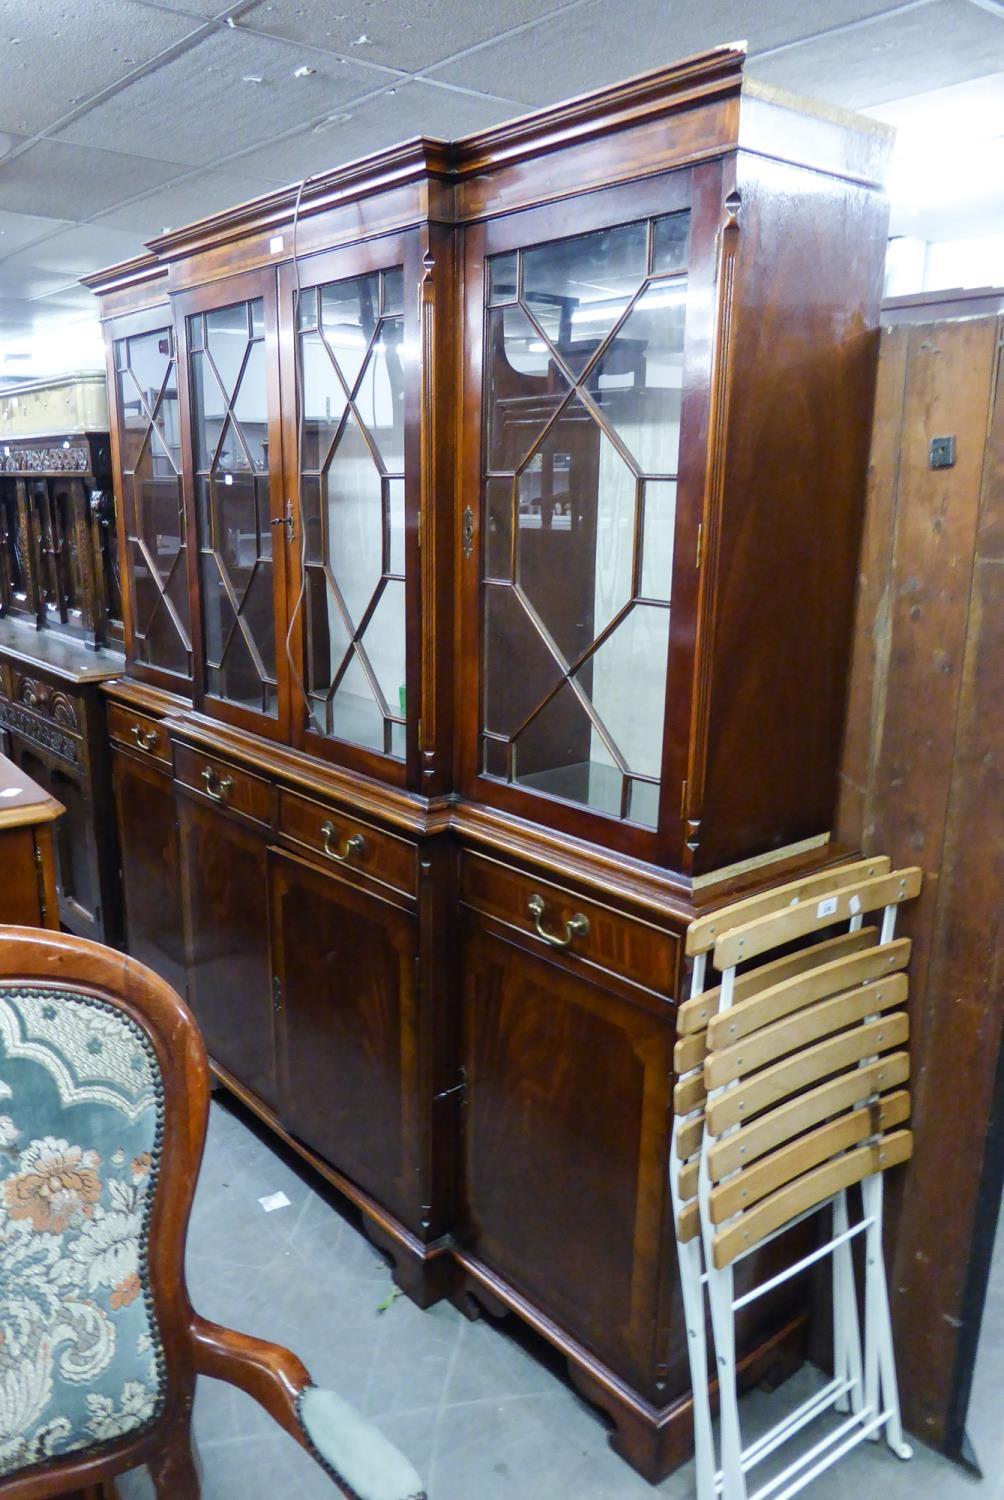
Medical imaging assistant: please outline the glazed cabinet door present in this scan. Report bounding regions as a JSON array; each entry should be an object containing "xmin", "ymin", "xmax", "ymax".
[
  {"xmin": 177, "ymin": 790, "xmax": 277, "ymax": 1109},
  {"xmin": 457, "ymin": 912, "xmax": 678, "ymax": 1398},
  {"xmin": 277, "ymin": 232, "xmax": 425, "ymax": 788},
  {"xmin": 269, "ymin": 848, "xmax": 420, "ymax": 1229},
  {"xmin": 107, "ymin": 308, "xmax": 193, "ymax": 691},
  {"xmin": 112, "ymin": 746, "xmax": 186, "ymax": 999},
  {"xmin": 176, "ymin": 268, "xmax": 290, "ymax": 740},
  {"xmin": 458, "ymin": 168, "xmax": 720, "ymax": 864}
]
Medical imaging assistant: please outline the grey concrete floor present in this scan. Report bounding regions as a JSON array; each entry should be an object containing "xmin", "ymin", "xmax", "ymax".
[{"xmin": 117, "ymin": 1099, "xmax": 1003, "ymax": 1499}]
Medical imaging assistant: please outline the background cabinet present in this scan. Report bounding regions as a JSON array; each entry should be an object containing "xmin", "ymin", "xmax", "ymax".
[{"xmin": 110, "ymin": 732, "xmax": 185, "ymax": 999}]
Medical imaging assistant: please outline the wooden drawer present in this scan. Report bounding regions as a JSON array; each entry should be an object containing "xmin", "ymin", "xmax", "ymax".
[
  {"xmin": 174, "ymin": 743, "xmax": 272, "ymax": 828},
  {"xmin": 278, "ymin": 787, "xmax": 417, "ymax": 897},
  {"xmin": 107, "ymin": 701, "xmax": 171, "ymax": 768},
  {"xmin": 459, "ymin": 851, "xmax": 678, "ymax": 997}
]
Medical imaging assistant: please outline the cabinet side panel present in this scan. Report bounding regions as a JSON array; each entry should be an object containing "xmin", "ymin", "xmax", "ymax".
[{"xmin": 694, "ymin": 153, "xmax": 888, "ymax": 874}]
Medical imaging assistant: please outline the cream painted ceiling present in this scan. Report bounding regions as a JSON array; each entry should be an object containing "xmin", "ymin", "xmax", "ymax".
[{"xmin": 1, "ymin": 0, "xmax": 1004, "ymax": 373}]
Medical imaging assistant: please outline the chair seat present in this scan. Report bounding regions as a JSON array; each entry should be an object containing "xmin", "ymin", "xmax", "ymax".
[{"xmin": 0, "ymin": 985, "xmax": 166, "ymax": 1480}]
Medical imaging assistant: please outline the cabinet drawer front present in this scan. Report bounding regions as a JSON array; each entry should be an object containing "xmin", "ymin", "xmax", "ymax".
[
  {"xmin": 459, "ymin": 851, "xmax": 678, "ymax": 997},
  {"xmin": 278, "ymin": 788, "xmax": 417, "ymax": 897},
  {"xmin": 174, "ymin": 744, "xmax": 272, "ymax": 827},
  {"xmin": 107, "ymin": 701, "xmax": 171, "ymax": 767}
]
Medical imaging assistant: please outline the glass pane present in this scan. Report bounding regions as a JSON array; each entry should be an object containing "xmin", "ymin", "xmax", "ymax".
[
  {"xmin": 137, "ymin": 477, "xmax": 184, "ymax": 584},
  {"xmin": 242, "ymin": 564, "xmax": 276, "ymax": 682},
  {"xmin": 627, "ymin": 779, "xmax": 659, "ymax": 829},
  {"xmin": 387, "ymin": 478, "xmax": 405, "ymax": 576},
  {"xmin": 361, "ymin": 578, "xmax": 406, "ymax": 711},
  {"xmin": 206, "ymin": 302, "xmax": 250, "ymax": 398},
  {"xmin": 355, "ymin": 316, "xmax": 405, "ymax": 473},
  {"xmin": 522, "ymin": 221, "xmax": 647, "ymax": 369},
  {"xmin": 250, "ymin": 297, "xmax": 265, "ymax": 339},
  {"xmin": 653, "ymin": 212, "xmax": 690, "ymax": 275},
  {"xmin": 216, "ymin": 622, "xmax": 263, "ymax": 712},
  {"xmin": 515, "ymin": 397, "xmax": 633, "ymax": 664},
  {"xmin": 297, "ymin": 286, "xmax": 318, "ymax": 331},
  {"xmin": 189, "ymin": 350, "xmax": 225, "ymax": 473},
  {"xmin": 591, "ymin": 279, "xmax": 687, "ymax": 474},
  {"xmin": 331, "ymin": 652, "xmax": 383, "ymax": 752},
  {"xmin": 483, "ymin": 583, "xmax": 562, "ymax": 737},
  {"xmin": 577, "ymin": 603, "xmax": 670, "ymax": 778},
  {"xmin": 215, "ymin": 473, "xmax": 259, "ymax": 598},
  {"xmin": 325, "ymin": 411, "xmax": 383, "ymax": 629},
  {"xmin": 641, "ymin": 480, "xmax": 676, "ymax": 602},
  {"xmin": 301, "ymin": 332, "xmax": 347, "ymax": 471},
  {"xmin": 142, "ymin": 595, "xmax": 189, "ymax": 677},
  {"xmin": 488, "ymin": 252, "xmax": 518, "ymax": 305},
  {"xmin": 483, "ymin": 737, "xmax": 509, "ymax": 778},
  {"xmin": 305, "ymin": 568, "xmax": 351, "ymax": 695},
  {"xmin": 484, "ymin": 477, "xmax": 513, "ymax": 582},
  {"xmin": 131, "ymin": 540, "xmax": 160, "ymax": 636},
  {"xmin": 127, "ymin": 329, "xmax": 171, "ymax": 412},
  {"xmin": 231, "ymin": 339, "xmax": 269, "ymax": 470},
  {"xmin": 390, "ymin": 721, "xmax": 406, "ymax": 759},
  {"xmin": 513, "ymin": 680, "xmax": 617, "ymax": 811},
  {"xmin": 200, "ymin": 552, "xmax": 234, "ymax": 669},
  {"xmin": 382, "ymin": 267, "xmax": 403, "ymax": 316},
  {"xmin": 301, "ymin": 476, "xmax": 323, "ymax": 564},
  {"xmin": 486, "ymin": 304, "xmax": 571, "ymax": 475},
  {"xmin": 320, "ymin": 273, "xmax": 380, "ymax": 394}
]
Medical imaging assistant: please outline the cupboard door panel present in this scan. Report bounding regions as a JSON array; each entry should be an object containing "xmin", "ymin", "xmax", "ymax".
[
  {"xmin": 112, "ymin": 747, "xmax": 185, "ymax": 1000},
  {"xmin": 177, "ymin": 792, "xmax": 276, "ymax": 1109},
  {"xmin": 458, "ymin": 916, "xmax": 673, "ymax": 1393},
  {"xmin": 270, "ymin": 849, "xmax": 418, "ymax": 1228}
]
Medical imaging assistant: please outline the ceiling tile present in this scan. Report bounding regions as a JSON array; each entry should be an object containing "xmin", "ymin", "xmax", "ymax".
[
  {"xmin": 0, "ymin": 223, "xmax": 146, "ymax": 278},
  {"xmin": 748, "ymin": 0, "xmax": 1004, "ymax": 110},
  {"xmin": 91, "ymin": 168, "xmax": 288, "ymax": 235},
  {"xmin": 0, "ymin": 0, "xmax": 208, "ymax": 136},
  {"xmin": 0, "ymin": 261, "xmax": 77, "ymax": 302},
  {"xmin": 226, "ymin": 79, "xmax": 516, "ymax": 185},
  {"xmin": 56, "ymin": 26, "xmax": 382, "ymax": 167},
  {"xmin": 0, "ymin": 209, "xmax": 74, "ymax": 260},
  {"xmin": 238, "ymin": 0, "xmax": 575, "ymax": 74},
  {"xmin": 0, "ymin": 140, "xmax": 188, "ymax": 218},
  {"xmin": 422, "ymin": 0, "xmax": 913, "ymax": 105}
]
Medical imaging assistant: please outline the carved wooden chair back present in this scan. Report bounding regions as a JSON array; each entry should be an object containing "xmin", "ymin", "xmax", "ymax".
[{"xmin": 0, "ymin": 926, "xmax": 425, "ymax": 1500}]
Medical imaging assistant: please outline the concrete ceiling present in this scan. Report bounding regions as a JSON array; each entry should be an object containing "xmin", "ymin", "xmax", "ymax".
[{"xmin": 1, "ymin": 0, "xmax": 1003, "ymax": 376}]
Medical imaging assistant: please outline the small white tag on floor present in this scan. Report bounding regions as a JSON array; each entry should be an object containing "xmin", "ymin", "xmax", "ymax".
[{"xmin": 259, "ymin": 1190, "xmax": 291, "ymax": 1212}]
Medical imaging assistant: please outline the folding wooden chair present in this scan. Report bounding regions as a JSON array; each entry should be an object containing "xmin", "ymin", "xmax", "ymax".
[{"xmin": 671, "ymin": 859, "xmax": 920, "ymax": 1500}]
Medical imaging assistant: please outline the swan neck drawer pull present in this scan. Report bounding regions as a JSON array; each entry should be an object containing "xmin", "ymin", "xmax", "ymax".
[
  {"xmin": 130, "ymin": 723, "xmax": 158, "ymax": 751},
  {"xmin": 201, "ymin": 766, "xmax": 233, "ymax": 803},
  {"xmin": 527, "ymin": 893, "xmax": 590, "ymax": 949},
  {"xmin": 321, "ymin": 822, "xmax": 365, "ymax": 862}
]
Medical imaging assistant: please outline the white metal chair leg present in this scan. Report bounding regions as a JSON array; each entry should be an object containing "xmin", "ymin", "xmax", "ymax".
[
  {"xmin": 861, "ymin": 1173, "xmax": 912, "ymax": 1459},
  {"xmin": 832, "ymin": 1190, "xmax": 864, "ymax": 1414}
]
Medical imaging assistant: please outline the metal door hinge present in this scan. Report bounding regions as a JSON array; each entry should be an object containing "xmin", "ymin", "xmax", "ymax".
[
  {"xmin": 680, "ymin": 778, "xmax": 688, "ymax": 819},
  {"xmin": 462, "ymin": 505, "xmax": 474, "ymax": 559},
  {"xmin": 33, "ymin": 842, "xmax": 47, "ymax": 924},
  {"xmin": 435, "ymin": 1069, "xmax": 466, "ymax": 1103},
  {"xmin": 272, "ymin": 975, "xmax": 283, "ymax": 1012},
  {"xmin": 695, "ymin": 522, "xmax": 703, "ymax": 569}
]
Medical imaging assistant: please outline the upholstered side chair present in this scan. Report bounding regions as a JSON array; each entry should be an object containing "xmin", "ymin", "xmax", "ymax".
[{"xmin": 0, "ymin": 925, "xmax": 426, "ymax": 1500}]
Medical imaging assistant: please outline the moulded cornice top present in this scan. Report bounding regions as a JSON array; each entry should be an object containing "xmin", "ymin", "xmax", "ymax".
[{"xmin": 82, "ymin": 43, "xmax": 892, "ymax": 295}]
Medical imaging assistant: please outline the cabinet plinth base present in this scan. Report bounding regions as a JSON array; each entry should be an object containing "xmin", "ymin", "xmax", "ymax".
[{"xmin": 452, "ymin": 1248, "xmax": 808, "ymax": 1485}]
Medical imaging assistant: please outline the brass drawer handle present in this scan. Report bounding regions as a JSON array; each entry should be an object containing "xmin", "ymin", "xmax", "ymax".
[
  {"xmin": 527, "ymin": 893, "xmax": 590, "ymax": 949},
  {"xmin": 201, "ymin": 766, "xmax": 233, "ymax": 804},
  {"xmin": 321, "ymin": 822, "xmax": 365, "ymax": 863},
  {"xmin": 130, "ymin": 723, "xmax": 159, "ymax": 752}
]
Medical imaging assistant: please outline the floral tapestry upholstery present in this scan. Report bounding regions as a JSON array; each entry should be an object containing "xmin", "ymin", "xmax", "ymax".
[{"xmin": 0, "ymin": 986, "xmax": 167, "ymax": 1479}]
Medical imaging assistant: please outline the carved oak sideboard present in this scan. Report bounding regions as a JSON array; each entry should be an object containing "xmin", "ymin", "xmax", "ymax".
[{"xmin": 0, "ymin": 421, "xmax": 125, "ymax": 944}]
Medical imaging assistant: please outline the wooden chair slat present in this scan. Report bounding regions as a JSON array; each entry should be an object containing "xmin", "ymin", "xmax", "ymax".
[
  {"xmin": 706, "ymin": 938, "xmax": 910, "ymax": 1051},
  {"xmin": 706, "ymin": 1012, "xmax": 909, "ymax": 1134},
  {"xmin": 711, "ymin": 1129, "xmax": 914, "ymax": 1269},
  {"xmin": 685, "ymin": 859, "xmax": 891, "ymax": 956},
  {"xmin": 712, "ymin": 868, "xmax": 923, "ymax": 970},
  {"xmin": 678, "ymin": 1199, "xmax": 701, "ymax": 1242},
  {"xmin": 675, "ymin": 927, "xmax": 878, "ymax": 1037},
  {"xmin": 675, "ymin": 1031, "xmax": 707, "ymax": 1073},
  {"xmin": 678, "ymin": 1155, "xmax": 699, "ymax": 1203},
  {"xmin": 674, "ymin": 1070, "xmax": 707, "ymax": 1116},
  {"xmin": 708, "ymin": 1090, "xmax": 912, "ymax": 1224},
  {"xmin": 676, "ymin": 1113, "xmax": 704, "ymax": 1161},
  {"xmin": 704, "ymin": 972, "xmax": 908, "ymax": 1090},
  {"xmin": 707, "ymin": 1052, "xmax": 910, "ymax": 1181}
]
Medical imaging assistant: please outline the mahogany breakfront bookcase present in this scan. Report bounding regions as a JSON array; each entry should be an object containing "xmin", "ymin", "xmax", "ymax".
[{"xmin": 84, "ymin": 49, "xmax": 893, "ymax": 1482}]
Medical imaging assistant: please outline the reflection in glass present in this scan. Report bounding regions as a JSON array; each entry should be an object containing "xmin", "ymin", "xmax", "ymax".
[
  {"xmin": 297, "ymin": 265, "xmax": 408, "ymax": 757},
  {"xmin": 189, "ymin": 297, "xmax": 276, "ymax": 715},
  {"xmin": 480, "ymin": 211, "xmax": 690, "ymax": 828},
  {"xmin": 114, "ymin": 326, "xmax": 191, "ymax": 679}
]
